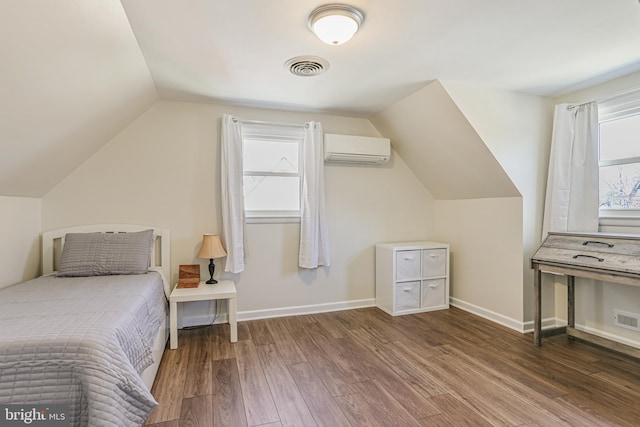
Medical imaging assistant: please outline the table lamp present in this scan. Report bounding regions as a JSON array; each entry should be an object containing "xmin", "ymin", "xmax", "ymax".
[{"xmin": 196, "ymin": 234, "xmax": 227, "ymax": 284}]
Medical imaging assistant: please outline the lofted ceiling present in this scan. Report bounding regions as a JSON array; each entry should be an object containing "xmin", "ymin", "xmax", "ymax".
[{"xmin": 3, "ymin": 0, "xmax": 640, "ymax": 197}]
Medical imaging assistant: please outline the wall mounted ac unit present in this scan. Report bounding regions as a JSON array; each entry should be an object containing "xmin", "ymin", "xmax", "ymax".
[{"xmin": 324, "ymin": 134, "xmax": 391, "ymax": 164}]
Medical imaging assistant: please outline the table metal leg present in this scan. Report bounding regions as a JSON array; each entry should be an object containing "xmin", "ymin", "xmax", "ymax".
[
  {"xmin": 534, "ymin": 264, "xmax": 542, "ymax": 346},
  {"xmin": 567, "ymin": 275, "xmax": 575, "ymax": 340}
]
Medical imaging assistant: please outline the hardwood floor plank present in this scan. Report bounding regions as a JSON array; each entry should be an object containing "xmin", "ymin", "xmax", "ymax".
[
  {"xmin": 420, "ymin": 394, "xmax": 492, "ymax": 427},
  {"xmin": 212, "ymin": 358, "xmax": 247, "ymax": 427},
  {"xmin": 211, "ymin": 323, "xmax": 236, "ymax": 360},
  {"xmin": 145, "ymin": 421, "xmax": 179, "ymax": 427},
  {"xmin": 555, "ymin": 394, "xmax": 640, "ymax": 427},
  {"xmin": 288, "ymin": 362, "xmax": 352, "ymax": 427},
  {"xmin": 416, "ymin": 353, "xmax": 548, "ymax": 426},
  {"xmin": 334, "ymin": 392, "xmax": 385, "ymax": 427},
  {"xmin": 304, "ymin": 323, "xmax": 372, "ymax": 383},
  {"xmin": 237, "ymin": 322, "xmax": 252, "ymax": 341},
  {"xmin": 184, "ymin": 328, "xmax": 213, "ymax": 397},
  {"xmin": 256, "ymin": 344, "xmax": 316, "ymax": 427},
  {"xmin": 442, "ymin": 340, "xmax": 570, "ymax": 399},
  {"xmin": 179, "ymin": 395, "xmax": 213, "ymax": 427},
  {"xmin": 288, "ymin": 328, "xmax": 357, "ymax": 396},
  {"xmin": 339, "ymin": 331, "xmax": 440, "ymax": 418},
  {"xmin": 247, "ymin": 319, "xmax": 275, "ymax": 346},
  {"xmin": 264, "ymin": 317, "xmax": 307, "ymax": 365},
  {"xmin": 146, "ymin": 340, "xmax": 191, "ymax": 424},
  {"xmin": 234, "ymin": 340, "xmax": 280, "ymax": 426},
  {"xmin": 441, "ymin": 344, "xmax": 606, "ymax": 427},
  {"xmin": 351, "ymin": 380, "xmax": 422, "ymax": 427},
  {"xmin": 147, "ymin": 307, "xmax": 640, "ymax": 427}
]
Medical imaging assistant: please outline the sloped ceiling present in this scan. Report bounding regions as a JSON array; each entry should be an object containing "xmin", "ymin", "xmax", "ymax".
[
  {"xmin": 371, "ymin": 80, "xmax": 520, "ymax": 200},
  {"xmin": 0, "ymin": 0, "xmax": 157, "ymax": 197},
  {"xmin": 4, "ymin": 0, "xmax": 640, "ymax": 198}
]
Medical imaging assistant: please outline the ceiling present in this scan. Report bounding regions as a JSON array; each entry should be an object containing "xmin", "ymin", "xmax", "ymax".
[
  {"xmin": 121, "ymin": 0, "xmax": 640, "ymax": 116},
  {"xmin": 3, "ymin": 0, "xmax": 640, "ymax": 197}
]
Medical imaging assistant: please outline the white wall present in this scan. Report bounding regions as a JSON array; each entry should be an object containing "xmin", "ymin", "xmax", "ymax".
[
  {"xmin": 42, "ymin": 100, "xmax": 435, "ymax": 323},
  {"xmin": 0, "ymin": 196, "xmax": 41, "ymax": 289},
  {"xmin": 371, "ymin": 79, "xmax": 553, "ymax": 331},
  {"xmin": 441, "ymin": 81, "xmax": 554, "ymax": 324},
  {"xmin": 553, "ymin": 70, "xmax": 640, "ymax": 347},
  {"xmin": 434, "ymin": 197, "xmax": 524, "ymax": 329}
]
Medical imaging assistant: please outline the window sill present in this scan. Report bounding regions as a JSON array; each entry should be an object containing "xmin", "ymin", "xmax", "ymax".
[
  {"xmin": 246, "ymin": 215, "xmax": 301, "ymax": 224},
  {"xmin": 599, "ymin": 215, "xmax": 640, "ymax": 228}
]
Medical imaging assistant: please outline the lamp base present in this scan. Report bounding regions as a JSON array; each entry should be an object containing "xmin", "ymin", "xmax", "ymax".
[{"xmin": 206, "ymin": 258, "xmax": 217, "ymax": 285}]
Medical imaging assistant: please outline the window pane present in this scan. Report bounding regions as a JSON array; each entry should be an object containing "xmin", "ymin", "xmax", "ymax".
[
  {"xmin": 244, "ymin": 140, "xmax": 298, "ymax": 173},
  {"xmin": 599, "ymin": 115, "xmax": 640, "ymax": 161},
  {"xmin": 243, "ymin": 176, "xmax": 300, "ymax": 211},
  {"xmin": 599, "ymin": 163, "xmax": 640, "ymax": 208}
]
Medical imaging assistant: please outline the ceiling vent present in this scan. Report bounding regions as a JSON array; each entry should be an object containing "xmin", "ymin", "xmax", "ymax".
[{"xmin": 285, "ymin": 56, "xmax": 329, "ymax": 77}]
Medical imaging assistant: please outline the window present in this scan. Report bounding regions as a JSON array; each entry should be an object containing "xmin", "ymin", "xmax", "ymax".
[
  {"xmin": 241, "ymin": 122, "xmax": 304, "ymax": 221},
  {"xmin": 598, "ymin": 91, "xmax": 640, "ymax": 219}
]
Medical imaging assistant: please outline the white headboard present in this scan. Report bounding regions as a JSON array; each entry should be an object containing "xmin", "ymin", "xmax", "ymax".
[{"xmin": 42, "ymin": 224, "xmax": 171, "ymax": 295}]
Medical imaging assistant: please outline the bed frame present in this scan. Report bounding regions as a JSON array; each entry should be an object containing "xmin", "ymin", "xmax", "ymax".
[{"xmin": 41, "ymin": 224, "xmax": 171, "ymax": 390}]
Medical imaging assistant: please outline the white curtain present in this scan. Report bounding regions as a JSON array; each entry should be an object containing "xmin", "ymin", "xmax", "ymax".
[
  {"xmin": 299, "ymin": 121, "xmax": 330, "ymax": 268},
  {"xmin": 542, "ymin": 102, "xmax": 599, "ymax": 238},
  {"xmin": 221, "ymin": 114, "xmax": 246, "ymax": 273}
]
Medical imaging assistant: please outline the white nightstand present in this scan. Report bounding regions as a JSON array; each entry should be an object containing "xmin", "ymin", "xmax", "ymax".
[{"xmin": 169, "ymin": 279, "xmax": 237, "ymax": 349}]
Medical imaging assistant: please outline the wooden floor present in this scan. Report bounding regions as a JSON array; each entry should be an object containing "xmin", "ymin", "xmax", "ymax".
[{"xmin": 145, "ymin": 307, "xmax": 640, "ymax": 426}]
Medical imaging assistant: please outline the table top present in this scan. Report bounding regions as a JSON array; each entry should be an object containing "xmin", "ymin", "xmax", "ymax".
[{"xmin": 170, "ymin": 279, "xmax": 236, "ymax": 303}]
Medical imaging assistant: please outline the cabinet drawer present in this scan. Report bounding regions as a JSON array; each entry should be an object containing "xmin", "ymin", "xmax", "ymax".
[
  {"xmin": 396, "ymin": 250, "xmax": 421, "ymax": 280},
  {"xmin": 422, "ymin": 279, "xmax": 446, "ymax": 308},
  {"xmin": 422, "ymin": 249, "xmax": 446, "ymax": 277},
  {"xmin": 395, "ymin": 281, "xmax": 420, "ymax": 311}
]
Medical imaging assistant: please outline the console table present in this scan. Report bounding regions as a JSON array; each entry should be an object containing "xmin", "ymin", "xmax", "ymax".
[{"xmin": 532, "ymin": 232, "xmax": 640, "ymax": 359}]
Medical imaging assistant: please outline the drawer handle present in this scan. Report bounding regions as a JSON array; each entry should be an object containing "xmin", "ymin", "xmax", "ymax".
[
  {"xmin": 572, "ymin": 254, "xmax": 604, "ymax": 262},
  {"xmin": 428, "ymin": 284, "xmax": 438, "ymax": 288},
  {"xmin": 403, "ymin": 256, "xmax": 415, "ymax": 260},
  {"xmin": 403, "ymin": 287, "xmax": 414, "ymax": 292},
  {"xmin": 429, "ymin": 254, "xmax": 439, "ymax": 258},
  {"xmin": 582, "ymin": 240, "xmax": 614, "ymax": 248}
]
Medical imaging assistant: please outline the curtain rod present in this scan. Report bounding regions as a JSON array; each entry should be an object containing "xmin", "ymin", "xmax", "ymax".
[
  {"xmin": 239, "ymin": 119, "xmax": 305, "ymax": 129},
  {"xmin": 596, "ymin": 85, "xmax": 640, "ymax": 104},
  {"xmin": 567, "ymin": 85, "xmax": 640, "ymax": 108}
]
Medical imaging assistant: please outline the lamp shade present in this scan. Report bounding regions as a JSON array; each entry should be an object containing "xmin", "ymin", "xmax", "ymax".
[
  {"xmin": 308, "ymin": 4, "xmax": 364, "ymax": 45},
  {"xmin": 197, "ymin": 234, "xmax": 227, "ymax": 259}
]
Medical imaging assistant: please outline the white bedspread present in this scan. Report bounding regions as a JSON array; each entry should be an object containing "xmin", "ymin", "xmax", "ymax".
[{"xmin": 0, "ymin": 272, "xmax": 167, "ymax": 426}]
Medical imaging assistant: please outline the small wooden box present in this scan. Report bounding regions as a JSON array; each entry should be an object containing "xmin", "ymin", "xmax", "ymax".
[{"xmin": 177, "ymin": 264, "xmax": 200, "ymax": 288}]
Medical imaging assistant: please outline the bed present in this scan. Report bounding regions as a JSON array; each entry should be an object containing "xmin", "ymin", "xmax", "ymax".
[{"xmin": 0, "ymin": 224, "xmax": 171, "ymax": 426}]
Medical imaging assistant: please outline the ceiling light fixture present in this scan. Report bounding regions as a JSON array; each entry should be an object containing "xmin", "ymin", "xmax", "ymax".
[{"xmin": 308, "ymin": 4, "xmax": 364, "ymax": 45}]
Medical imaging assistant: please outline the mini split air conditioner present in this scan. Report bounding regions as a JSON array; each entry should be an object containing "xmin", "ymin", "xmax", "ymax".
[{"xmin": 324, "ymin": 134, "xmax": 391, "ymax": 164}]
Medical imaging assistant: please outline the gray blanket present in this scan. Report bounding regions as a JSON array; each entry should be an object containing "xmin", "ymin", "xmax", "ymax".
[{"xmin": 0, "ymin": 272, "xmax": 167, "ymax": 426}]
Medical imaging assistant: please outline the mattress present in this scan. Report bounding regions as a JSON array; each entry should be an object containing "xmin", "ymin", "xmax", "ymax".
[{"xmin": 0, "ymin": 272, "xmax": 167, "ymax": 426}]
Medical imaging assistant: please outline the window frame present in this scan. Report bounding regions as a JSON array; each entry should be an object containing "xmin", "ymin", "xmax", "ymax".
[
  {"xmin": 597, "ymin": 92, "xmax": 640, "ymax": 225},
  {"xmin": 241, "ymin": 122, "xmax": 304, "ymax": 223}
]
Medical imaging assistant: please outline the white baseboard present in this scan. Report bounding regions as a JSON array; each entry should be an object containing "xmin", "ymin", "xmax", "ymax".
[
  {"xmin": 237, "ymin": 298, "xmax": 376, "ymax": 322},
  {"xmin": 450, "ymin": 297, "xmax": 552, "ymax": 333}
]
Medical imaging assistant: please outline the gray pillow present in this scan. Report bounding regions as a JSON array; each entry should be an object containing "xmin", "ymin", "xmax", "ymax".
[{"xmin": 57, "ymin": 229, "xmax": 154, "ymax": 277}]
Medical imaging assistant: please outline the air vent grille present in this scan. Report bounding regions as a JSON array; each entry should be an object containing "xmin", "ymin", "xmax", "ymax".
[
  {"xmin": 614, "ymin": 309, "xmax": 640, "ymax": 331},
  {"xmin": 285, "ymin": 56, "xmax": 329, "ymax": 77}
]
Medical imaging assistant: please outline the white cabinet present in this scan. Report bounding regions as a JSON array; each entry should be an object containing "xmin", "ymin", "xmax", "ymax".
[{"xmin": 376, "ymin": 241, "xmax": 450, "ymax": 316}]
